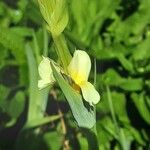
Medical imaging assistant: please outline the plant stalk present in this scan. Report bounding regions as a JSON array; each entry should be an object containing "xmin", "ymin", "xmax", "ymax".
[
  {"xmin": 52, "ymin": 33, "xmax": 72, "ymax": 73},
  {"xmin": 106, "ymin": 85, "xmax": 127, "ymax": 150}
]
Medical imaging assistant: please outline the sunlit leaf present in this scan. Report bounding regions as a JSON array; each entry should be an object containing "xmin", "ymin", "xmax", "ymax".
[{"xmin": 51, "ymin": 63, "xmax": 96, "ymax": 128}]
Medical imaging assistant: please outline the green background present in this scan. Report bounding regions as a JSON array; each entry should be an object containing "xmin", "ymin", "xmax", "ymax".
[{"xmin": 0, "ymin": 0, "xmax": 150, "ymax": 149}]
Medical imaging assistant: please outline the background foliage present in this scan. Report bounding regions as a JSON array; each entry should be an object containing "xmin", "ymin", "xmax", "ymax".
[{"xmin": 0, "ymin": 0, "xmax": 150, "ymax": 149}]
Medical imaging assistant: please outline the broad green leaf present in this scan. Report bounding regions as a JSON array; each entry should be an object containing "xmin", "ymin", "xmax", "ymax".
[
  {"xmin": 0, "ymin": 26, "xmax": 25, "ymax": 64},
  {"xmin": 96, "ymin": 91, "xmax": 129, "ymax": 124},
  {"xmin": 16, "ymin": 129, "xmax": 47, "ymax": 150},
  {"xmin": 102, "ymin": 69, "xmax": 122, "ymax": 86},
  {"xmin": 0, "ymin": 44, "xmax": 8, "ymax": 69},
  {"xmin": 131, "ymin": 93, "xmax": 150, "ymax": 124},
  {"xmin": 126, "ymin": 126, "xmax": 146, "ymax": 145},
  {"xmin": 0, "ymin": 85, "xmax": 10, "ymax": 105},
  {"xmin": 11, "ymin": 27, "xmax": 33, "ymax": 37},
  {"xmin": 92, "ymin": 43, "xmax": 128, "ymax": 60},
  {"xmin": 81, "ymin": 128, "xmax": 99, "ymax": 150},
  {"xmin": 97, "ymin": 117, "xmax": 116, "ymax": 142},
  {"xmin": 111, "ymin": 92, "xmax": 129, "ymax": 124},
  {"xmin": 44, "ymin": 131, "xmax": 63, "ymax": 150},
  {"xmin": 51, "ymin": 63, "xmax": 96, "ymax": 128},
  {"xmin": 70, "ymin": 0, "xmax": 120, "ymax": 44},
  {"xmin": 119, "ymin": 78, "xmax": 143, "ymax": 91},
  {"xmin": 132, "ymin": 37, "xmax": 150, "ymax": 60},
  {"xmin": 8, "ymin": 91, "xmax": 25, "ymax": 118},
  {"xmin": 77, "ymin": 134, "xmax": 88, "ymax": 150},
  {"xmin": 0, "ymin": 88, "xmax": 25, "ymax": 127},
  {"xmin": 116, "ymin": 54, "xmax": 134, "ymax": 72},
  {"xmin": 108, "ymin": 0, "xmax": 150, "ymax": 42},
  {"xmin": 25, "ymin": 1, "xmax": 43, "ymax": 25},
  {"xmin": 5, "ymin": 91, "xmax": 25, "ymax": 127},
  {"xmin": 103, "ymin": 69, "xmax": 143, "ymax": 91},
  {"xmin": 119, "ymin": 128, "xmax": 132, "ymax": 150}
]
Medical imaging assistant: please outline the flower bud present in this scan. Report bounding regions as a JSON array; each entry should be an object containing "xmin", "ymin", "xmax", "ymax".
[{"xmin": 38, "ymin": 0, "xmax": 68, "ymax": 36}]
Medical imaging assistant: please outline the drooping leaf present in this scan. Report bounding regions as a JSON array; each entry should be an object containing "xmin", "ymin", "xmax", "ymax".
[{"xmin": 51, "ymin": 63, "xmax": 96, "ymax": 128}]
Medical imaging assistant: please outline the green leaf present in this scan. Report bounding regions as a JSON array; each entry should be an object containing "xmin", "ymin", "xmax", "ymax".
[
  {"xmin": 11, "ymin": 27, "xmax": 33, "ymax": 37},
  {"xmin": 81, "ymin": 128, "xmax": 99, "ymax": 150},
  {"xmin": 103, "ymin": 69, "xmax": 143, "ymax": 91},
  {"xmin": 102, "ymin": 69, "xmax": 122, "ymax": 86},
  {"xmin": 8, "ymin": 91, "xmax": 25, "ymax": 118},
  {"xmin": 25, "ymin": 43, "xmax": 49, "ymax": 126},
  {"xmin": 131, "ymin": 93, "xmax": 150, "ymax": 124},
  {"xmin": 44, "ymin": 131, "xmax": 63, "ymax": 150},
  {"xmin": 77, "ymin": 134, "xmax": 88, "ymax": 150},
  {"xmin": 111, "ymin": 92, "xmax": 129, "ymax": 124},
  {"xmin": 51, "ymin": 63, "xmax": 96, "ymax": 128},
  {"xmin": 126, "ymin": 126, "xmax": 146, "ymax": 145},
  {"xmin": 119, "ymin": 78, "xmax": 143, "ymax": 91},
  {"xmin": 0, "ymin": 26, "xmax": 26, "ymax": 64},
  {"xmin": 70, "ymin": 0, "xmax": 120, "ymax": 44},
  {"xmin": 25, "ymin": 115, "xmax": 61, "ymax": 129},
  {"xmin": 132, "ymin": 37, "xmax": 150, "ymax": 60},
  {"xmin": 0, "ymin": 89, "xmax": 25, "ymax": 127},
  {"xmin": 0, "ymin": 44, "xmax": 8, "ymax": 69},
  {"xmin": 0, "ymin": 85, "xmax": 9, "ymax": 104},
  {"xmin": 117, "ymin": 54, "xmax": 134, "ymax": 72},
  {"xmin": 97, "ymin": 117, "xmax": 115, "ymax": 143},
  {"xmin": 108, "ymin": 0, "xmax": 150, "ymax": 42},
  {"xmin": 119, "ymin": 128, "xmax": 132, "ymax": 150}
]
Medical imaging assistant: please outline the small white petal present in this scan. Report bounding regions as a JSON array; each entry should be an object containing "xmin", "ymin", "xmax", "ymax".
[
  {"xmin": 38, "ymin": 56, "xmax": 55, "ymax": 89},
  {"xmin": 38, "ymin": 80, "xmax": 50, "ymax": 89},
  {"xmin": 38, "ymin": 57, "xmax": 55, "ymax": 81},
  {"xmin": 80, "ymin": 82, "xmax": 100, "ymax": 106},
  {"xmin": 68, "ymin": 50, "xmax": 91, "ymax": 85}
]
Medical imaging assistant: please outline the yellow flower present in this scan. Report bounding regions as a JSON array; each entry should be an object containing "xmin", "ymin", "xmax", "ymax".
[
  {"xmin": 68, "ymin": 50, "xmax": 100, "ymax": 106},
  {"xmin": 38, "ymin": 51, "xmax": 100, "ymax": 106}
]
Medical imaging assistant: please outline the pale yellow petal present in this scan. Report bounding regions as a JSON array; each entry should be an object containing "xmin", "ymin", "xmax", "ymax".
[
  {"xmin": 38, "ymin": 56, "xmax": 55, "ymax": 89},
  {"xmin": 80, "ymin": 82, "xmax": 100, "ymax": 106},
  {"xmin": 68, "ymin": 50, "xmax": 91, "ymax": 85},
  {"xmin": 38, "ymin": 80, "xmax": 51, "ymax": 89}
]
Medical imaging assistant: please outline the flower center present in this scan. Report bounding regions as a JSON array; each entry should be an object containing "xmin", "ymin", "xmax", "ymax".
[
  {"xmin": 72, "ymin": 83, "xmax": 81, "ymax": 93},
  {"xmin": 70, "ymin": 71, "xmax": 86, "ymax": 85}
]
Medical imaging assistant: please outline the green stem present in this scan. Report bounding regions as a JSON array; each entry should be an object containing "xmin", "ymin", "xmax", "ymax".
[
  {"xmin": 52, "ymin": 33, "xmax": 72, "ymax": 73},
  {"xmin": 106, "ymin": 86, "xmax": 119, "ymax": 132},
  {"xmin": 93, "ymin": 58, "xmax": 97, "ymax": 135},
  {"xmin": 94, "ymin": 58, "xmax": 97, "ymax": 87},
  {"xmin": 106, "ymin": 86, "xmax": 127, "ymax": 150},
  {"xmin": 93, "ymin": 106, "xmax": 97, "ymax": 136},
  {"xmin": 43, "ymin": 25, "xmax": 49, "ymax": 56},
  {"xmin": 32, "ymin": 31, "xmax": 40, "ymax": 63}
]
